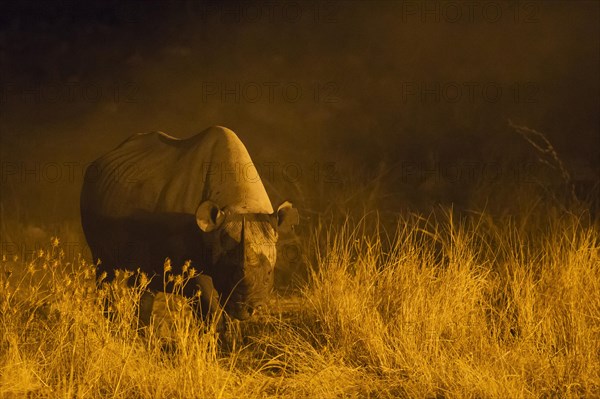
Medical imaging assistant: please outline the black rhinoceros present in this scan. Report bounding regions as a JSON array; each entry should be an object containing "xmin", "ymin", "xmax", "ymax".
[{"xmin": 80, "ymin": 126, "xmax": 298, "ymax": 323}]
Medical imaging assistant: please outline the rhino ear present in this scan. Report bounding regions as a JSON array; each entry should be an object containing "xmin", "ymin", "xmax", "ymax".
[
  {"xmin": 275, "ymin": 201, "xmax": 299, "ymax": 233},
  {"xmin": 196, "ymin": 201, "xmax": 225, "ymax": 232}
]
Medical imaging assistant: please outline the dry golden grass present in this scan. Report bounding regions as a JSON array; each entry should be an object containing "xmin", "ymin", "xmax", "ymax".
[{"xmin": 1, "ymin": 206, "xmax": 599, "ymax": 398}]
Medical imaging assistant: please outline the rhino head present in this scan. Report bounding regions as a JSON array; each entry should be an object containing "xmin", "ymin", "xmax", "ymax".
[{"xmin": 195, "ymin": 200, "xmax": 298, "ymax": 320}]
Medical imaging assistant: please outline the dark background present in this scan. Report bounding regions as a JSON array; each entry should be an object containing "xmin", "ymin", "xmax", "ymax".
[{"xmin": 1, "ymin": 1, "xmax": 598, "ymax": 233}]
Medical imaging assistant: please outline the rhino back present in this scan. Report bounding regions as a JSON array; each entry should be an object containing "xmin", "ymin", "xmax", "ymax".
[{"xmin": 81, "ymin": 126, "xmax": 273, "ymax": 218}]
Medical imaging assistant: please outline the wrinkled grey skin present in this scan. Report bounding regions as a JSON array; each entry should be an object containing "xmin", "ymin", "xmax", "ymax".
[{"xmin": 80, "ymin": 126, "xmax": 298, "ymax": 324}]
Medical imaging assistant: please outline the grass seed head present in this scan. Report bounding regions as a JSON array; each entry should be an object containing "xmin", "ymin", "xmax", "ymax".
[
  {"xmin": 174, "ymin": 275, "xmax": 183, "ymax": 286},
  {"xmin": 139, "ymin": 271, "xmax": 148, "ymax": 287}
]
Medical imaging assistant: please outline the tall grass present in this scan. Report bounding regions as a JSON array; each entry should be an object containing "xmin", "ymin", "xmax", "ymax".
[
  {"xmin": 299, "ymin": 209, "xmax": 599, "ymax": 397},
  {"xmin": 1, "ymin": 205, "xmax": 599, "ymax": 398}
]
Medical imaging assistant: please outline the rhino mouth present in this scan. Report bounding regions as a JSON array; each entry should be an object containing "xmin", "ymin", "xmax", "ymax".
[{"xmin": 220, "ymin": 276, "xmax": 271, "ymax": 320}]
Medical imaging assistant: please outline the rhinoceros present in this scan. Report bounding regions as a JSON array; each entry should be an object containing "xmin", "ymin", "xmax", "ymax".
[{"xmin": 80, "ymin": 126, "xmax": 298, "ymax": 324}]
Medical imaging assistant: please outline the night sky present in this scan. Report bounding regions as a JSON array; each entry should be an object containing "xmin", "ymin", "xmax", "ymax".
[{"xmin": 1, "ymin": 1, "xmax": 598, "ymax": 226}]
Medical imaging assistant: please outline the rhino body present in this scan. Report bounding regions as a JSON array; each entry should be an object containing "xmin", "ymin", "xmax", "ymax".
[{"xmin": 80, "ymin": 126, "xmax": 298, "ymax": 322}]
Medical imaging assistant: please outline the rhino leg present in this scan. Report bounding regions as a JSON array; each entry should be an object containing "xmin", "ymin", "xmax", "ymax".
[{"xmin": 196, "ymin": 274, "xmax": 225, "ymax": 332}]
